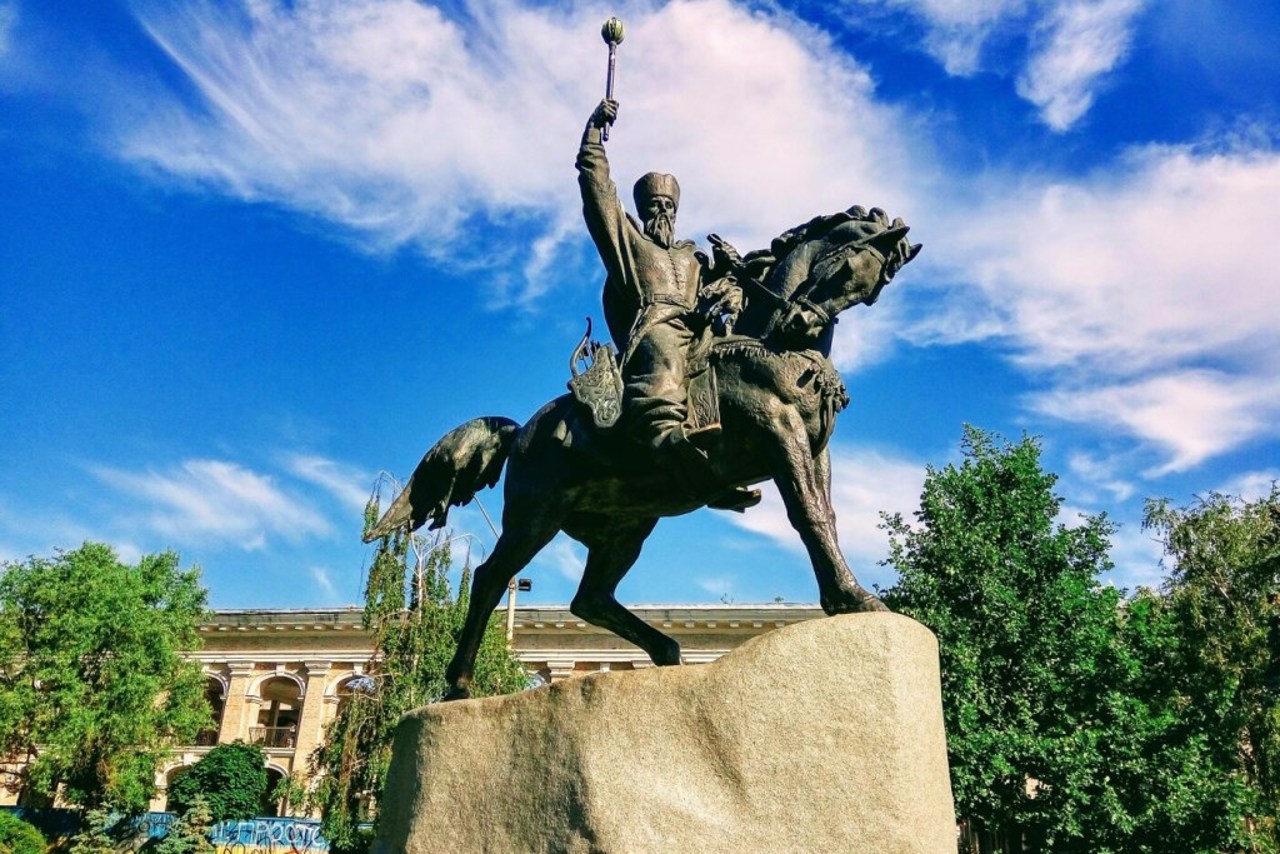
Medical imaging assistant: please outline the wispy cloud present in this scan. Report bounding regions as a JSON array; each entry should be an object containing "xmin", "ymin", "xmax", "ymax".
[
  {"xmin": 1016, "ymin": 0, "xmax": 1147, "ymax": 131},
  {"xmin": 1105, "ymin": 516, "xmax": 1165, "ymax": 590},
  {"xmin": 90, "ymin": 459, "xmax": 332, "ymax": 550},
  {"xmin": 1031, "ymin": 371, "xmax": 1280, "ymax": 476},
  {"xmin": 104, "ymin": 0, "xmax": 923, "ymax": 303},
  {"xmin": 310, "ymin": 564, "xmax": 338, "ymax": 598},
  {"xmin": 728, "ymin": 445, "xmax": 926, "ymax": 589},
  {"xmin": 0, "ymin": 497, "xmax": 144, "ymax": 566},
  {"xmin": 926, "ymin": 143, "xmax": 1280, "ymax": 474},
  {"xmin": 536, "ymin": 536, "xmax": 586, "ymax": 583},
  {"xmin": 843, "ymin": 0, "xmax": 1145, "ymax": 128},
  {"xmin": 1066, "ymin": 451, "xmax": 1136, "ymax": 502},
  {"xmin": 285, "ymin": 454, "xmax": 370, "ymax": 512},
  {"xmin": 847, "ymin": 0, "xmax": 1027, "ymax": 76},
  {"xmin": 1214, "ymin": 470, "xmax": 1280, "ymax": 502},
  {"xmin": 0, "ymin": 2, "xmax": 17, "ymax": 61},
  {"xmin": 695, "ymin": 575, "xmax": 734, "ymax": 598}
]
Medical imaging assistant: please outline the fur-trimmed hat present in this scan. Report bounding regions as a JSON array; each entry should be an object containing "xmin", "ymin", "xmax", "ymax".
[{"xmin": 633, "ymin": 172, "xmax": 680, "ymax": 211}]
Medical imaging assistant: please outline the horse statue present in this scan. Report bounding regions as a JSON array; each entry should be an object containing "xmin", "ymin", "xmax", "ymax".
[{"xmin": 366, "ymin": 205, "xmax": 921, "ymax": 700}]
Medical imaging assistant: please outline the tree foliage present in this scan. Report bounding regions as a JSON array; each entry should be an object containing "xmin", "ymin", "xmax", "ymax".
[
  {"xmin": 166, "ymin": 742, "xmax": 269, "ymax": 824},
  {"xmin": 0, "ymin": 811, "xmax": 46, "ymax": 854},
  {"xmin": 1145, "ymin": 486, "xmax": 1280, "ymax": 849},
  {"xmin": 0, "ymin": 543, "xmax": 210, "ymax": 812},
  {"xmin": 882, "ymin": 428, "xmax": 1122, "ymax": 847},
  {"xmin": 311, "ymin": 491, "xmax": 529, "ymax": 850},
  {"xmin": 154, "ymin": 794, "xmax": 215, "ymax": 854},
  {"xmin": 882, "ymin": 427, "xmax": 1251, "ymax": 852},
  {"xmin": 66, "ymin": 808, "xmax": 116, "ymax": 854}
]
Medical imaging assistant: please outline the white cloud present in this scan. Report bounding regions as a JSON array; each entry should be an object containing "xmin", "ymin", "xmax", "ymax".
[
  {"xmin": 310, "ymin": 564, "xmax": 338, "ymax": 598},
  {"xmin": 1105, "ymin": 516, "xmax": 1165, "ymax": 590},
  {"xmin": 536, "ymin": 535, "xmax": 586, "ymax": 583},
  {"xmin": 1066, "ymin": 451, "xmax": 1135, "ymax": 501},
  {"xmin": 91, "ymin": 459, "xmax": 332, "ymax": 549},
  {"xmin": 843, "ymin": 0, "xmax": 1144, "ymax": 127},
  {"xmin": 1032, "ymin": 371, "xmax": 1280, "ymax": 475},
  {"xmin": 113, "ymin": 0, "xmax": 922, "ymax": 303},
  {"xmin": 695, "ymin": 575, "xmax": 734, "ymax": 597},
  {"xmin": 830, "ymin": 296, "xmax": 905, "ymax": 373},
  {"xmin": 0, "ymin": 2, "xmax": 16, "ymax": 61},
  {"xmin": 1016, "ymin": 0, "xmax": 1146, "ymax": 131},
  {"xmin": 853, "ymin": 0, "xmax": 1027, "ymax": 75},
  {"xmin": 1215, "ymin": 470, "xmax": 1280, "ymax": 502},
  {"xmin": 925, "ymin": 144, "xmax": 1280, "ymax": 473},
  {"xmin": 728, "ymin": 445, "xmax": 925, "ymax": 589},
  {"xmin": 285, "ymin": 454, "xmax": 371, "ymax": 512}
]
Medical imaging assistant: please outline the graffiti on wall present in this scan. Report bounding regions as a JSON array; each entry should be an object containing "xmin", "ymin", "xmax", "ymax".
[
  {"xmin": 209, "ymin": 817, "xmax": 330, "ymax": 852},
  {"xmin": 0, "ymin": 808, "xmax": 332, "ymax": 853}
]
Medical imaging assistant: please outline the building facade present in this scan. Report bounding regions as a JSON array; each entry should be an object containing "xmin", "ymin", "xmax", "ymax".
[{"xmin": 157, "ymin": 604, "xmax": 824, "ymax": 813}]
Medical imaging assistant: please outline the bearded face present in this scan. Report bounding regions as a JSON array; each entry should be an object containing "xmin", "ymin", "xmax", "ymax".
[{"xmin": 641, "ymin": 195, "xmax": 677, "ymax": 248}]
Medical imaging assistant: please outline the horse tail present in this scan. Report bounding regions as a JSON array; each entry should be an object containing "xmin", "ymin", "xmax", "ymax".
[{"xmin": 363, "ymin": 416, "xmax": 519, "ymax": 542}]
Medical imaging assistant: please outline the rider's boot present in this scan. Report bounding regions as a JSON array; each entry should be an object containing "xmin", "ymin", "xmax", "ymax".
[
  {"xmin": 654, "ymin": 424, "xmax": 761, "ymax": 512},
  {"xmin": 653, "ymin": 424, "xmax": 714, "ymax": 493},
  {"xmin": 707, "ymin": 487, "xmax": 762, "ymax": 513}
]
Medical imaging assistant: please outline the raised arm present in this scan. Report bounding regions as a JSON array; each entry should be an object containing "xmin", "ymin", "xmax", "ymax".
[{"xmin": 576, "ymin": 99, "xmax": 629, "ymax": 281}]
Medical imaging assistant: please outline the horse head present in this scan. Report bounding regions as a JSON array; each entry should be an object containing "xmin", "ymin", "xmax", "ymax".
[{"xmin": 753, "ymin": 206, "xmax": 921, "ymax": 351}]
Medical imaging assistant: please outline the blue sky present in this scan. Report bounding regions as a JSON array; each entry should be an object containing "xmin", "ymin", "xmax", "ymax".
[{"xmin": 1, "ymin": 0, "xmax": 1277, "ymax": 609}]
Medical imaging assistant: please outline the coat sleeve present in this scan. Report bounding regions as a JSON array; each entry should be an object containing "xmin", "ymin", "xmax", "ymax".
[{"xmin": 577, "ymin": 123, "xmax": 641, "ymax": 346}]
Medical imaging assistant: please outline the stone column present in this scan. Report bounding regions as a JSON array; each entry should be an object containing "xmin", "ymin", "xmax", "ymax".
[
  {"xmin": 291, "ymin": 661, "xmax": 333, "ymax": 777},
  {"xmin": 218, "ymin": 663, "xmax": 257, "ymax": 743}
]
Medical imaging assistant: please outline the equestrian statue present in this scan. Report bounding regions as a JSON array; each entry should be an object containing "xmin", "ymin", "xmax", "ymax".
[{"xmin": 365, "ymin": 22, "xmax": 922, "ymax": 701}]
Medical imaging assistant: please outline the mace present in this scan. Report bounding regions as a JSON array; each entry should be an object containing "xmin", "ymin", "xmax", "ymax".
[{"xmin": 601, "ymin": 17, "xmax": 625, "ymax": 141}]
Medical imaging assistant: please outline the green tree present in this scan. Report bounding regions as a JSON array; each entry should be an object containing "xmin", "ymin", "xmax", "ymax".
[
  {"xmin": 154, "ymin": 794, "xmax": 216, "ymax": 854},
  {"xmin": 883, "ymin": 429, "xmax": 1261, "ymax": 852},
  {"xmin": 0, "ymin": 543, "xmax": 210, "ymax": 812},
  {"xmin": 1146, "ymin": 487, "xmax": 1280, "ymax": 849},
  {"xmin": 0, "ymin": 811, "xmax": 46, "ymax": 854},
  {"xmin": 311, "ymin": 489, "xmax": 529, "ymax": 851},
  {"xmin": 66, "ymin": 808, "xmax": 116, "ymax": 854},
  {"xmin": 881, "ymin": 428, "xmax": 1131, "ymax": 850},
  {"xmin": 167, "ymin": 742, "xmax": 269, "ymax": 823}
]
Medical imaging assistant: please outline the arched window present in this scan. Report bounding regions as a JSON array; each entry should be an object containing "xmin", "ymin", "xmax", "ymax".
[
  {"xmin": 263, "ymin": 766, "xmax": 286, "ymax": 817},
  {"xmin": 333, "ymin": 673, "xmax": 378, "ymax": 719},
  {"xmin": 252, "ymin": 676, "xmax": 302, "ymax": 748},
  {"xmin": 197, "ymin": 675, "xmax": 225, "ymax": 745},
  {"xmin": 161, "ymin": 765, "xmax": 193, "ymax": 813}
]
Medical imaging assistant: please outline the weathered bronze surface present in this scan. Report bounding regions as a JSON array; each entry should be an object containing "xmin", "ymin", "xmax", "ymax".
[{"xmin": 366, "ymin": 75, "xmax": 921, "ymax": 701}]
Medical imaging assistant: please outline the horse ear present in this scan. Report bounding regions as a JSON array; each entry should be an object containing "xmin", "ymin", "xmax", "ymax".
[{"xmin": 869, "ymin": 224, "xmax": 909, "ymax": 254}]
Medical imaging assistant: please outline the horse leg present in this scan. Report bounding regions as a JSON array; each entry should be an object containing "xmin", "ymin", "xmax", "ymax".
[
  {"xmin": 569, "ymin": 518, "xmax": 682, "ymax": 666},
  {"xmin": 765, "ymin": 408, "xmax": 886, "ymax": 615},
  {"xmin": 443, "ymin": 501, "xmax": 560, "ymax": 700}
]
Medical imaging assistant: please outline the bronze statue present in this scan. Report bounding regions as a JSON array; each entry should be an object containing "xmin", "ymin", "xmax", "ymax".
[{"xmin": 364, "ymin": 22, "xmax": 922, "ymax": 700}]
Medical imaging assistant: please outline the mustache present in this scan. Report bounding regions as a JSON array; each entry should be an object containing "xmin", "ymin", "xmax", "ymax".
[{"xmin": 644, "ymin": 213, "xmax": 675, "ymax": 247}]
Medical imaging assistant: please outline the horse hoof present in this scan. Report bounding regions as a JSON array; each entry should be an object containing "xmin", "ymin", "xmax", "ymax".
[
  {"xmin": 822, "ymin": 591, "xmax": 889, "ymax": 615},
  {"xmin": 856, "ymin": 593, "xmax": 889, "ymax": 613}
]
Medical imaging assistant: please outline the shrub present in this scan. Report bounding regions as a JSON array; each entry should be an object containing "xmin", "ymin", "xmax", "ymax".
[
  {"xmin": 0, "ymin": 813, "xmax": 45, "ymax": 854},
  {"xmin": 167, "ymin": 742, "xmax": 268, "ymax": 823}
]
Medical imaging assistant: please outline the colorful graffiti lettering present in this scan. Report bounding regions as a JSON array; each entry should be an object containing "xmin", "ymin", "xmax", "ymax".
[
  {"xmin": 211, "ymin": 817, "xmax": 329, "ymax": 852},
  {"xmin": 1, "ymin": 808, "xmax": 331, "ymax": 852}
]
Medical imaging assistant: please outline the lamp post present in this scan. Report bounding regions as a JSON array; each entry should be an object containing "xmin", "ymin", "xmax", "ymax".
[{"xmin": 506, "ymin": 577, "xmax": 532, "ymax": 643}]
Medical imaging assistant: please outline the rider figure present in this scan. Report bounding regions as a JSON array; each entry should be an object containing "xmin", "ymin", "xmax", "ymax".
[{"xmin": 577, "ymin": 98, "xmax": 711, "ymax": 467}]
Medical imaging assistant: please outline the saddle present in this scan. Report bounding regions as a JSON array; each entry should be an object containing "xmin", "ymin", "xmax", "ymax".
[{"xmin": 567, "ymin": 319, "xmax": 722, "ymax": 436}]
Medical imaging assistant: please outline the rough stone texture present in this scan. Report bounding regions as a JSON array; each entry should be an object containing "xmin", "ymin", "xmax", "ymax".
[{"xmin": 374, "ymin": 612, "xmax": 955, "ymax": 854}]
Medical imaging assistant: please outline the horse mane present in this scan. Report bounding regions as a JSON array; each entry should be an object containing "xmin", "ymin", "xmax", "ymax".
[{"xmin": 739, "ymin": 205, "xmax": 885, "ymax": 284}]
